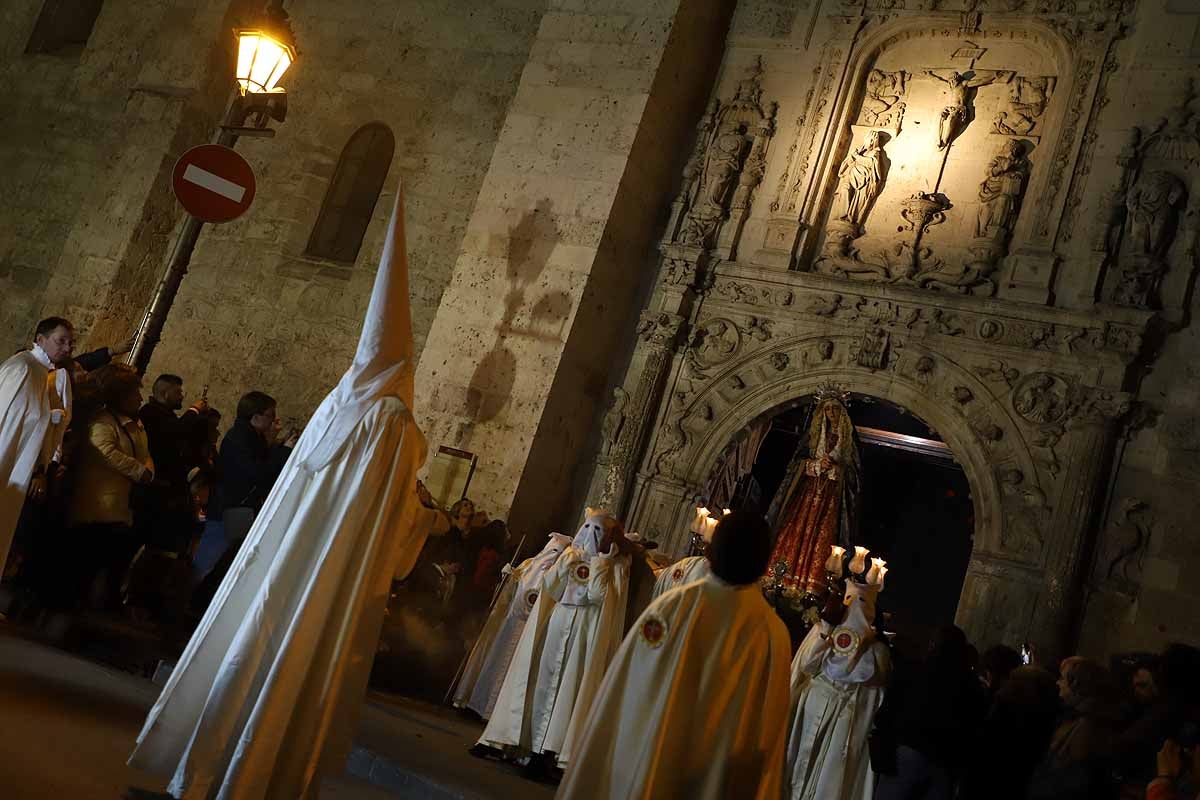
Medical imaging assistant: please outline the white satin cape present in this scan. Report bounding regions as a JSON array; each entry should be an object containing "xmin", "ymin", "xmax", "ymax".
[
  {"xmin": 784, "ymin": 595, "xmax": 891, "ymax": 800},
  {"xmin": 128, "ymin": 189, "xmax": 429, "ymax": 800},
  {"xmin": 0, "ymin": 349, "xmax": 52, "ymax": 573},
  {"xmin": 649, "ymin": 554, "xmax": 712, "ymax": 601},
  {"xmin": 557, "ymin": 573, "xmax": 792, "ymax": 800},
  {"xmin": 478, "ymin": 542, "xmax": 629, "ymax": 766},
  {"xmin": 453, "ymin": 533, "xmax": 571, "ymax": 718}
]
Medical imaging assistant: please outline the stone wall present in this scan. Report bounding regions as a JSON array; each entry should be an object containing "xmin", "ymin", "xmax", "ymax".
[
  {"xmin": 1074, "ymin": 0, "xmax": 1200, "ymax": 659},
  {"xmin": 0, "ymin": 0, "xmax": 545, "ymax": 424},
  {"xmin": 413, "ymin": 0, "xmax": 736, "ymax": 538}
]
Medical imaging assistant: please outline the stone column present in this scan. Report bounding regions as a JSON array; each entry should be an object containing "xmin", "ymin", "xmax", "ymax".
[{"xmin": 414, "ymin": 0, "xmax": 733, "ymax": 536}]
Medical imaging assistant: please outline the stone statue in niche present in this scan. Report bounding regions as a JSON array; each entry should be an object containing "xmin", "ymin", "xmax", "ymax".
[
  {"xmin": 836, "ymin": 131, "xmax": 890, "ymax": 227},
  {"xmin": 682, "ymin": 129, "xmax": 750, "ymax": 246},
  {"xmin": 1108, "ymin": 170, "xmax": 1187, "ymax": 307},
  {"xmin": 993, "ymin": 75, "xmax": 1057, "ymax": 137},
  {"xmin": 671, "ymin": 57, "xmax": 776, "ymax": 252},
  {"xmin": 856, "ymin": 70, "xmax": 908, "ymax": 130},
  {"xmin": 599, "ymin": 387, "xmax": 628, "ymax": 457},
  {"xmin": 823, "ymin": 131, "xmax": 890, "ymax": 258},
  {"xmin": 924, "ymin": 69, "xmax": 1015, "ymax": 149},
  {"xmin": 1124, "ymin": 170, "xmax": 1186, "ymax": 260},
  {"xmin": 976, "ymin": 139, "xmax": 1030, "ymax": 240}
]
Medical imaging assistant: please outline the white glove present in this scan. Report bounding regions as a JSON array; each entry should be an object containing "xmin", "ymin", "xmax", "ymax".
[{"xmin": 501, "ymin": 564, "xmax": 514, "ymax": 576}]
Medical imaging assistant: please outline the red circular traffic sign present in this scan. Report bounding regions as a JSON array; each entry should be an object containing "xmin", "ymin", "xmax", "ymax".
[{"xmin": 171, "ymin": 144, "xmax": 257, "ymax": 223}]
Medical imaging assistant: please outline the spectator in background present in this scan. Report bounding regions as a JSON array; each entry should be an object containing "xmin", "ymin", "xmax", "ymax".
[
  {"xmin": 190, "ymin": 391, "xmax": 295, "ymax": 609},
  {"xmin": 962, "ymin": 664, "xmax": 1061, "ymax": 800},
  {"xmin": 1027, "ymin": 656, "xmax": 1121, "ymax": 800},
  {"xmin": 1116, "ymin": 645, "xmax": 1200, "ymax": 794},
  {"xmin": 66, "ymin": 364, "xmax": 154, "ymax": 612},
  {"xmin": 979, "ymin": 644, "xmax": 1024, "ymax": 694},
  {"xmin": 874, "ymin": 624, "xmax": 987, "ymax": 800},
  {"xmin": 138, "ymin": 374, "xmax": 207, "ymax": 554}
]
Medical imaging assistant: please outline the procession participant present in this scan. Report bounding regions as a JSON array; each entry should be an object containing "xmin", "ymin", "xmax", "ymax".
[
  {"xmin": 557, "ymin": 511, "xmax": 791, "ymax": 800},
  {"xmin": 476, "ymin": 509, "xmax": 630, "ymax": 780},
  {"xmin": 457, "ymin": 532, "xmax": 572, "ymax": 723},
  {"xmin": 785, "ymin": 573, "xmax": 891, "ymax": 800},
  {"xmin": 0, "ymin": 317, "xmax": 74, "ymax": 575},
  {"xmin": 127, "ymin": 188, "xmax": 430, "ymax": 800}
]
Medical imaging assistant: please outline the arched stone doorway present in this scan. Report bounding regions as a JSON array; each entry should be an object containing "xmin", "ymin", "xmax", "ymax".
[{"xmin": 701, "ymin": 389, "xmax": 977, "ymax": 645}]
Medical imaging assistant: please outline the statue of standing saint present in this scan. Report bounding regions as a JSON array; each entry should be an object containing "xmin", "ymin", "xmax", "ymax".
[
  {"xmin": 834, "ymin": 130, "xmax": 889, "ymax": 231},
  {"xmin": 975, "ymin": 139, "xmax": 1029, "ymax": 240},
  {"xmin": 764, "ymin": 397, "xmax": 861, "ymax": 595}
]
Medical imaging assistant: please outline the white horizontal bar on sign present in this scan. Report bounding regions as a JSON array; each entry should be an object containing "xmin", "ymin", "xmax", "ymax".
[{"xmin": 182, "ymin": 164, "xmax": 246, "ymax": 203}]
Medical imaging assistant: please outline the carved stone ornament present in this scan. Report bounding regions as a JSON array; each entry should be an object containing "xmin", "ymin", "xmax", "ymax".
[
  {"xmin": 993, "ymin": 75, "xmax": 1057, "ymax": 137},
  {"xmin": 1101, "ymin": 497, "xmax": 1152, "ymax": 591},
  {"xmin": 1100, "ymin": 83, "xmax": 1200, "ymax": 310},
  {"xmin": 599, "ymin": 387, "xmax": 629, "ymax": 458},
  {"xmin": 770, "ymin": 352, "xmax": 791, "ymax": 371},
  {"xmin": 1012, "ymin": 372, "xmax": 1071, "ymax": 425},
  {"xmin": 688, "ymin": 318, "xmax": 742, "ymax": 369},
  {"xmin": 636, "ymin": 311, "xmax": 684, "ymax": 350},
  {"xmin": 822, "ymin": 130, "xmax": 892, "ymax": 258},
  {"xmin": 857, "ymin": 69, "xmax": 909, "ymax": 131},
  {"xmin": 923, "ymin": 68, "xmax": 1015, "ymax": 150},
  {"xmin": 855, "ymin": 327, "xmax": 891, "ymax": 370},
  {"xmin": 953, "ymin": 386, "xmax": 974, "ymax": 404},
  {"xmin": 667, "ymin": 57, "xmax": 777, "ymax": 254}
]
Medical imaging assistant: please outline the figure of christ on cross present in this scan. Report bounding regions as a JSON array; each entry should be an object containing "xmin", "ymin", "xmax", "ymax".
[{"xmin": 923, "ymin": 69, "xmax": 1016, "ymax": 149}]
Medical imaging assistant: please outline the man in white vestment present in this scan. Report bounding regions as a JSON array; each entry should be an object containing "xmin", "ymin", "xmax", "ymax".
[
  {"xmin": 477, "ymin": 509, "xmax": 630, "ymax": 779},
  {"xmin": 455, "ymin": 532, "xmax": 572, "ymax": 721},
  {"xmin": 0, "ymin": 316, "xmax": 74, "ymax": 575},
  {"xmin": 785, "ymin": 577, "xmax": 891, "ymax": 800},
  {"xmin": 650, "ymin": 552, "xmax": 712, "ymax": 600},
  {"xmin": 127, "ymin": 189, "xmax": 430, "ymax": 800},
  {"xmin": 557, "ymin": 511, "xmax": 792, "ymax": 800}
]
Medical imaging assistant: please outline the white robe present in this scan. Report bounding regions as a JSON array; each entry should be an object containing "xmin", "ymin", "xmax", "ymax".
[
  {"xmin": 649, "ymin": 554, "xmax": 712, "ymax": 601},
  {"xmin": 454, "ymin": 533, "xmax": 570, "ymax": 719},
  {"xmin": 479, "ymin": 521, "xmax": 629, "ymax": 767},
  {"xmin": 0, "ymin": 349, "xmax": 55, "ymax": 573},
  {"xmin": 129, "ymin": 189, "xmax": 428, "ymax": 800},
  {"xmin": 557, "ymin": 573, "xmax": 792, "ymax": 800},
  {"xmin": 785, "ymin": 585, "xmax": 891, "ymax": 800}
]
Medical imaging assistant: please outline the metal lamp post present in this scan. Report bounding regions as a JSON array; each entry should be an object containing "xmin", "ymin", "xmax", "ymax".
[{"xmin": 128, "ymin": 6, "xmax": 298, "ymax": 375}]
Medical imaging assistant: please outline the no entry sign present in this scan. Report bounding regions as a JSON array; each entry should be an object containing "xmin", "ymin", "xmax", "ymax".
[{"xmin": 172, "ymin": 144, "xmax": 257, "ymax": 223}]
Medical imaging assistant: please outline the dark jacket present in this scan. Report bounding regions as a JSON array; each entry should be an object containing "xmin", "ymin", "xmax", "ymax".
[
  {"xmin": 73, "ymin": 347, "xmax": 115, "ymax": 373},
  {"xmin": 138, "ymin": 401, "xmax": 194, "ymax": 488},
  {"xmin": 207, "ymin": 418, "xmax": 290, "ymax": 521}
]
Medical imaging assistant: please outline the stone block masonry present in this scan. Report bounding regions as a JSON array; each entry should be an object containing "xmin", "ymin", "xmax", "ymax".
[{"xmin": 414, "ymin": 0, "xmax": 736, "ymax": 537}]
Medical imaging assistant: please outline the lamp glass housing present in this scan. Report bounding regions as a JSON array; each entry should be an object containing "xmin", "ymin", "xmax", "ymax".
[{"xmin": 236, "ymin": 30, "xmax": 294, "ymax": 94}]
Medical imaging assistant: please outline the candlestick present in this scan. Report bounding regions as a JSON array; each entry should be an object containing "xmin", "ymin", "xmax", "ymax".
[
  {"xmin": 866, "ymin": 556, "xmax": 886, "ymax": 585},
  {"xmin": 824, "ymin": 545, "xmax": 846, "ymax": 575},
  {"xmin": 849, "ymin": 546, "xmax": 869, "ymax": 575}
]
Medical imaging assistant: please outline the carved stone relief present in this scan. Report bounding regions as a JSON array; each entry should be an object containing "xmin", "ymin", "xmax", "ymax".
[
  {"xmin": 924, "ymin": 68, "xmax": 1016, "ymax": 149},
  {"xmin": 857, "ymin": 69, "xmax": 909, "ymax": 131},
  {"xmin": 993, "ymin": 75, "xmax": 1057, "ymax": 137},
  {"xmin": 665, "ymin": 57, "xmax": 777, "ymax": 258}
]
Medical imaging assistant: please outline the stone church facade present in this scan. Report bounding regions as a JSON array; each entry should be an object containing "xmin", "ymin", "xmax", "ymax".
[{"xmin": 2, "ymin": 0, "xmax": 1199, "ymax": 658}]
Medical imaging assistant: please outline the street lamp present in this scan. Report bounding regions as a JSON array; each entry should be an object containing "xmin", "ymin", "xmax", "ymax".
[{"xmin": 129, "ymin": 5, "xmax": 298, "ymax": 375}]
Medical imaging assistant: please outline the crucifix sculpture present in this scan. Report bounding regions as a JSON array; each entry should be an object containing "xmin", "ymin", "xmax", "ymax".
[{"xmin": 924, "ymin": 69, "xmax": 1015, "ymax": 149}]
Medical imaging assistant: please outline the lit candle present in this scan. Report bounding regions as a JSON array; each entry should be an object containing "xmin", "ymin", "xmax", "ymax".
[
  {"xmin": 877, "ymin": 565, "xmax": 888, "ymax": 589},
  {"xmin": 722, "ymin": 508, "xmax": 732, "ymax": 516},
  {"xmin": 849, "ymin": 546, "xmax": 870, "ymax": 575},
  {"xmin": 866, "ymin": 557, "xmax": 887, "ymax": 585},
  {"xmin": 691, "ymin": 506, "xmax": 710, "ymax": 533},
  {"xmin": 824, "ymin": 545, "xmax": 846, "ymax": 575},
  {"xmin": 702, "ymin": 515, "xmax": 719, "ymax": 542}
]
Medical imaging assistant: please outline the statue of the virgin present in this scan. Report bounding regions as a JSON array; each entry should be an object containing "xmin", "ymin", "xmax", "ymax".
[{"xmin": 764, "ymin": 394, "xmax": 861, "ymax": 595}]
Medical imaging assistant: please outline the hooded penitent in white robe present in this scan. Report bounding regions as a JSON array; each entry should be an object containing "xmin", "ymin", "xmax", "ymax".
[
  {"xmin": 650, "ymin": 554, "xmax": 713, "ymax": 601},
  {"xmin": 557, "ymin": 572, "xmax": 792, "ymax": 800},
  {"xmin": 785, "ymin": 580, "xmax": 891, "ymax": 800},
  {"xmin": 0, "ymin": 345, "xmax": 68, "ymax": 573},
  {"xmin": 478, "ymin": 511, "xmax": 630, "ymax": 767},
  {"xmin": 128, "ymin": 188, "xmax": 429, "ymax": 800},
  {"xmin": 454, "ymin": 532, "xmax": 572, "ymax": 719}
]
